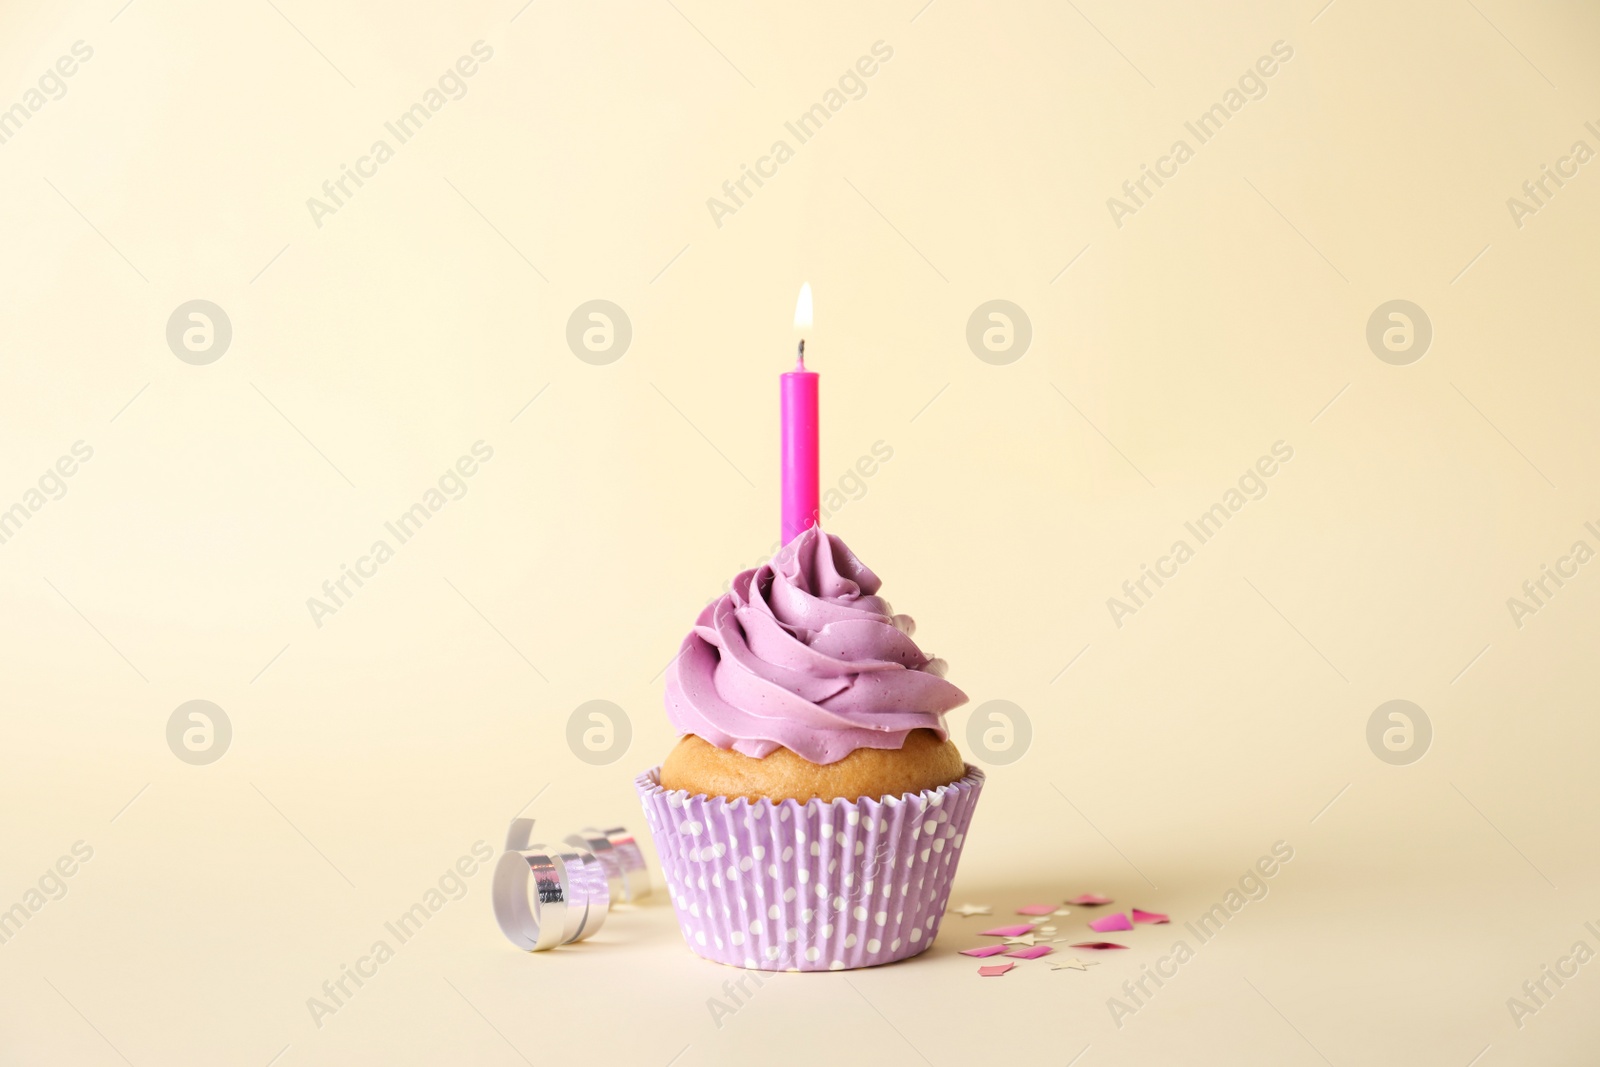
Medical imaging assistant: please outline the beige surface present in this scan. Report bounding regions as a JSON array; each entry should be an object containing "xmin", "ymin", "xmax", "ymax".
[{"xmin": 2, "ymin": 0, "xmax": 1598, "ymax": 1063}]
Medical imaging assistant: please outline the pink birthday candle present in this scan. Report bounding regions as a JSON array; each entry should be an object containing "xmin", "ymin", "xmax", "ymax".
[{"xmin": 781, "ymin": 283, "xmax": 819, "ymax": 545}]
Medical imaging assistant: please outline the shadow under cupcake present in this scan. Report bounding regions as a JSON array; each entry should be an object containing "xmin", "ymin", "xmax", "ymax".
[{"xmin": 637, "ymin": 526, "xmax": 984, "ymax": 971}]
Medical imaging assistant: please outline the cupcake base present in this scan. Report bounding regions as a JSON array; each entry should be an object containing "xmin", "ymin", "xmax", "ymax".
[
  {"xmin": 636, "ymin": 765, "xmax": 984, "ymax": 971},
  {"xmin": 660, "ymin": 729, "xmax": 966, "ymax": 802}
]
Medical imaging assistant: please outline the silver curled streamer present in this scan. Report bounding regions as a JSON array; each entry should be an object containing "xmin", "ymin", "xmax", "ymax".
[
  {"xmin": 562, "ymin": 825, "xmax": 651, "ymax": 904},
  {"xmin": 493, "ymin": 818, "xmax": 613, "ymax": 951}
]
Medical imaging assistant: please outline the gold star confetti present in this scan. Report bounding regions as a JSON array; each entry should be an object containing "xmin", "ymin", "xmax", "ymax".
[
  {"xmin": 949, "ymin": 903, "xmax": 992, "ymax": 917},
  {"xmin": 1050, "ymin": 958, "xmax": 1100, "ymax": 972},
  {"xmin": 1001, "ymin": 933, "xmax": 1045, "ymax": 946},
  {"xmin": 1033, "ymin": 925, "xmax": 1058, "ymax": 935}
]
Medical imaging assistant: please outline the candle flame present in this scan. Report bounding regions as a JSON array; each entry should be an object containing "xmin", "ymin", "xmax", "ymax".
[{"xmin": 793, "ymin": 282, "xmax": 813, "ymax": 330}]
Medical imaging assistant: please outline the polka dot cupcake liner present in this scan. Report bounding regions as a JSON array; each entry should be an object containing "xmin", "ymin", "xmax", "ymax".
[{"xmin": 636, "ymin": 765, "xmax": 984, "ymax": 972}]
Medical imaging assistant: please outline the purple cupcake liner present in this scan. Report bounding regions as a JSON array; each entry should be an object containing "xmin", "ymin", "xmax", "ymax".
[{"xmin": 636, "ymin": 765, "xmax": 984, "ymax": 971}]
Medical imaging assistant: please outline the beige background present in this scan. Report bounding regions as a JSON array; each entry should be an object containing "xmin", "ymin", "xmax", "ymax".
[{"xmin": 2, "ymin": 0, "xmax": 1598, "ymax": 1063}]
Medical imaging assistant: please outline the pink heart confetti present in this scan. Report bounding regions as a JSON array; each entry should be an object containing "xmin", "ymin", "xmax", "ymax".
[
  {"xmin": 1068, "ymin": 894, "xmax": 1113, "ymax": 906},
  {"xmin": 978, "ymin": 962, "xmax": 1015, "ymax": 977},
  {"xmin": 1005, "ymin": 945, "xmax": 1054, "ymax": 960},
  {"xmin": 1088, "ymin": 912, "xmax": 1133, "ymax": 933},
  {"xmin": 1131, "ymin": 908, "xmax": 1170, "ymax": 924},
  {"xmin": 960, "ymin": 945, "xmax": 1009, "ymax": 958},
  {"xmin": 1015, "ymin": 904, "xmax": 1058, "ymax": 916},
  {"xmin": 1070, "ymin": 941, "xmax": 1129, "ymax": 950},
  {"xmin": 979, "ymin": 924, "xmax": 1035, "ymax": 937}
]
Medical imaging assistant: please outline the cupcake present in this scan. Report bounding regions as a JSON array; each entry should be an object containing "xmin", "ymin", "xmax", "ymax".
[{"xmin": 637, "ymin": 525, "xmax": 984, "ymax": 970}]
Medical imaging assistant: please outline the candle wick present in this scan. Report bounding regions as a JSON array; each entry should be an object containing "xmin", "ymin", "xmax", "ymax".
[{"xmin": 796, "ymin": 338, "xmax": 806, "ymax": 370}]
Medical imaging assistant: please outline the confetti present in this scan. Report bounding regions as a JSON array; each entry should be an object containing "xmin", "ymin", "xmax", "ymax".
[
  {"xmin": 1016, "ymin": 904, "xmax": 1058, "ymax": 916},
  {"xmin": 1050, "ymin": 958, "xmax": 1100, "ymax": 971},
  {"xmin": 1033, "ymin": 926, "xmax": 1058, "ymax": 935},
  {"xmin": 1067, "ymin": 894, "xmax": 1113, "ymax": 906},
  {"xmin": 1070, "ymin": 941, "xmax": 1129, "ymax": 950},
  {"xmin": 949, "ymin": 903, "xmax": 992, "ymax": 918},
  {"xmin": 1088, "ymin": 912, "xmax": 1133, "ymax": 933},
  {"xmin": 978, "ymin": 962, "xmax": 1015, "ymax": 977},
  {"xmin": 1005, "ymin": 945, "xmax": 1054, "ymax": 960},
  {"xmin": 1002, "ymin": 933, "xmax": 1045, "ymax": 946},
  {"xmin": 979, "ymin": 924, "xmax": 1035, "ymax": 937},
  {"xmin": 1131, "ymin": 908, "xmax": 1169, "ymax": 924},
  {"xmin": 959, "ymin": 945, "xmax": 1009, "ymax": 958}
]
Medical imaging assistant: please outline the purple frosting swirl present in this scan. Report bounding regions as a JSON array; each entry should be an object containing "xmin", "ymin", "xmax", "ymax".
[{"xmin": 664, "ymin": 526, "xmax": 967, "ymax": 765}]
